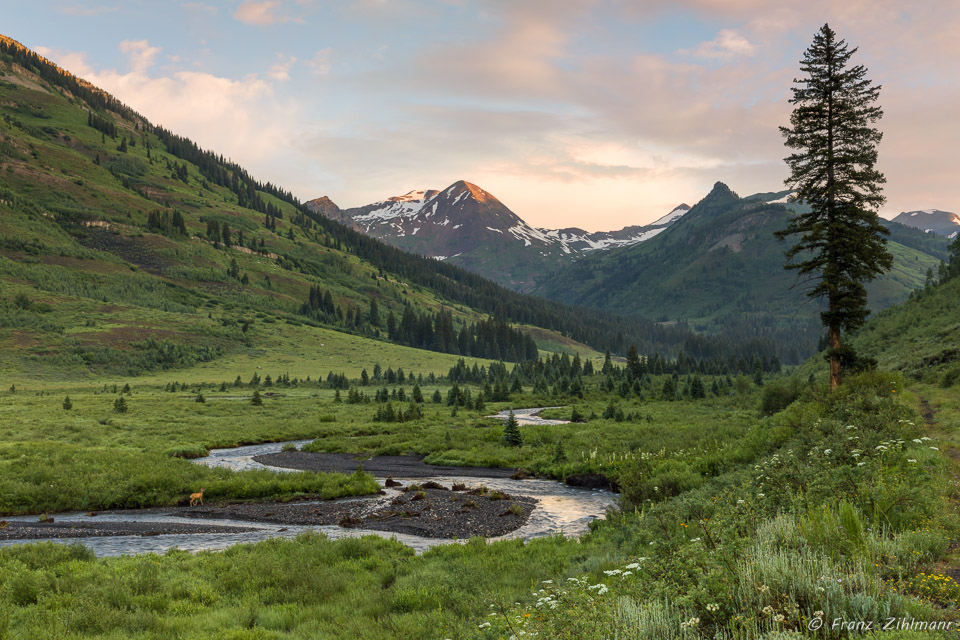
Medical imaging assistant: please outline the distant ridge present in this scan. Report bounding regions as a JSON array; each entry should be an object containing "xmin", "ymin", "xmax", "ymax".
[
  {"xmin": 891, "ymin": 209, "xmax": 959, "ymax": 238},
  {"xmin": 307, "ymin": 180, "xmax": 688, "ymax": 291}
]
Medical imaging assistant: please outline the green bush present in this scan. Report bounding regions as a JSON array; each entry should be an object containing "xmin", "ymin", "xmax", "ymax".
[{"xmin": 759, "ymin": 378, "xmax": 804, "ymax": 415}]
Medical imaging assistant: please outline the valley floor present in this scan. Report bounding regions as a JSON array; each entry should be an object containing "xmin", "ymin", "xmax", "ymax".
[{"xmin": 0, "ymin": 369, "xmax": 958, "ymax": 638}]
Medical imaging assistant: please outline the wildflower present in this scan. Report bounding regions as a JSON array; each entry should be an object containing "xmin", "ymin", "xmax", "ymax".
[
  {"xmin": 930, "ymin": 446, "xmax": 939, "ymax": 451},
  {"xmin": 857, "ymin": 462, "xmax": 866, "ymax": 466},
  {"xmin": 814, "ymin": 610, "xmax": 824, "ymax": 618},
  {"xmin": 913, "ymin": 439, "xmax": 923, "ymax": 444},
  {"xmin": 542, "ymin": 580, "xmax": 553, "ymax": 584},
  {"xmin": 706, "ymin": 603, "xmax": 720, "ymax": 612},
  {"xmin": 757, "ymin": 585, "xmax": 770, "ymax": 594},
  {"xmin": 823, "ymin": 449, "xmax": 832, "ymax": 454},
  {"xmin": 603, "ymin": 569, "xmax": 623, "ymax": 576},
  {"xmin": 737, "ymin": 499, "xmax": 744, "ymax": 504},
  {"xmin": 758, "ymin": 493, "xmax": 765, "ymax": 498},
  {"xmin": 690, "ymin": 537, "xmax": 701, "ymax": 542},
  {"xmin": 478, "ymin": 622, "xmax": 491, "ymax": 629},
  {"xmin": 680, "ymin": 617, "xmax": 700, "ymax": 629},
  {"xmin": 908, "ymin": 459, "xmax": 917, "ymax": 463},
  {"xmin": 774, "ymin": 614, "xmax": 785, "ymax": 622}
]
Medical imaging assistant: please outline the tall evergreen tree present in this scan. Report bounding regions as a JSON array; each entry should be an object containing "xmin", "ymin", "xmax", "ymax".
[{"xmin": 775, "ymin": 24, "xmax": 892, "ymax": 390}]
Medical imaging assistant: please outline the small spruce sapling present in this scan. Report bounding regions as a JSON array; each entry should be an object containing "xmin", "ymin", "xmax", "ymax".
[{"xmin": 503, "ymin": 410, "xmax": 523, "ymax": 447}]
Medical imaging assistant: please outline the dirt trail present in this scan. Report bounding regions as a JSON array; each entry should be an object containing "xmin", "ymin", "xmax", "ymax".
[{"xmin": 919, "ymin": 395, "xmax": 960, "ymax": 584}]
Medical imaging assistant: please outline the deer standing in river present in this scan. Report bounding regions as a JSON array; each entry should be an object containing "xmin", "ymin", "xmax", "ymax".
[{"xmin": 189, "ymin": 488, "xmax": 204, "ymax": 506}]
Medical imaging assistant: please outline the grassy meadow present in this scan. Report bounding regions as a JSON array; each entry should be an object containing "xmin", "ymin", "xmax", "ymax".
[{"xmin": 0, "ymin": 352, "xmax": 959, "ymax": 638}]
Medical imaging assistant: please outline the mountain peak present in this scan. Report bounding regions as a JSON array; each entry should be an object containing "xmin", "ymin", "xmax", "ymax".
[
  {"xmin": 442, "ymin": 180, "xmax": 499, "ymax": 205},
  {"xmin": 305, "ymin": 196, "xmax": 339, "ymax": 211},
  {"xmin": 891, "ymin": 209, "xmax": 960, "ymax": 238},
  {"xmin": 709, "ymin": 182, "xmax": 735, "ymax": 197}
]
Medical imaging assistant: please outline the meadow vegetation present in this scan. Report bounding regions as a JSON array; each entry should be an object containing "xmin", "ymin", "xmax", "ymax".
[{"xmin": 0, "ymin": 347, "xmax": 958, "ymax": 638}]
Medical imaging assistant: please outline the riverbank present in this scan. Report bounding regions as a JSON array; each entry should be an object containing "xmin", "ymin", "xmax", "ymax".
[
  {"xmin": 254, "ymin": 451, "xmax": 520, "ymax": 478},
  {"xmin": 0, "ymin": 478, "xmax": 536, "ymax": 542}
]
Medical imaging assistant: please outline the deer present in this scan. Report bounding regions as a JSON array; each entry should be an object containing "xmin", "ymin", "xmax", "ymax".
[{"xmin": 189, "ymin": 488, "xmax": 204, "ymax": 507}]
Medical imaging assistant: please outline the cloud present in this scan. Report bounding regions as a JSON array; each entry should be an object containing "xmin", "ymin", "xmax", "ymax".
[
  {"xmin": 118, "ymin": 40, "xmax": 162, "ymax": 73},
  {"xmin": 56, "ymin": 4, "xmax": 118, "ymax": 16},
  {"xmin": 269, "ymin": 55, "xmax": 298, "ymax": 81},
  {"xmin": 38, "ymin": 1, "xmax": 960, "ymax": 229},
  {"xmin": 305, "ymin": 48, "xmax": 332, "ymax": 75},
  {"xmin": 37, "ymin": 41, "xmax": 304, "ymax": 174},
  {"xmin": 683, "ymin": 29, "xmax": 756, "ymax": 59},
  {"xmin": 234, "ymin": 0, "xmax": 288, "ymax": 26}
]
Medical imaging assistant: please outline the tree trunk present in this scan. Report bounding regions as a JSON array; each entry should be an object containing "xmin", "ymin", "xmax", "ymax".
[{"xmin": 828, "ymin": 322, "xmax": 842, "ymax": 391}]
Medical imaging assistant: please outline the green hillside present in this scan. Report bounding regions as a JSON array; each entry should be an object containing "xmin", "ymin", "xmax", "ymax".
[
  {"xmin": 534, "ymin": 182, "xmax": 944, "ymax": 361},
  {"xmin": 853, "ymin": 275, "xmax": 960, "ymax": 382},
  {"xmin": 1, "ymin": 35, "xmax": 766, "ymax": 382}
]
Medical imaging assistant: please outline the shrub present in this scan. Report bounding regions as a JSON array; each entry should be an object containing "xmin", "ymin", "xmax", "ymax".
[
  {"xmin": 759, "ymin": 378, "xmax": 804, "ymax": 416},
  {"xmin": 113, "ymin": 396, "xmax": 128, "ymax": 413},
  {"xmin": 940, "ymin": 366, "xmax": 960, "ymax": 388}
]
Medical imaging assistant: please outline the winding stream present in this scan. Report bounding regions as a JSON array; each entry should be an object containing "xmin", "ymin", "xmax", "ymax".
[
  {"xmin": 488, "ymin": 406, "xmax": 570, "ymax": 425},
  {"xmin": 0, "ymin": 435, "xmax": 616, "ymax": 557}
]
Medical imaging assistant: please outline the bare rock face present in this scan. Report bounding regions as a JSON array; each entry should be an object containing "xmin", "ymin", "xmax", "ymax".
[{"xmin": 304, "ymin": 196, "xmax": 360, "ymax": 231}]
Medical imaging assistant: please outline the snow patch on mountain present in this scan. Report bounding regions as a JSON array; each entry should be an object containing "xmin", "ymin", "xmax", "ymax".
[{"xmin": 650, "ymin": 205, "xmax": 691, "ymax": 227}]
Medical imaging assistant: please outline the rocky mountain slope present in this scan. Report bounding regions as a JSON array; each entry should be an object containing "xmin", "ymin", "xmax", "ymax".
[{"xmin": 307, "ymin": 181, "xmax": 688, "ymax": 291}]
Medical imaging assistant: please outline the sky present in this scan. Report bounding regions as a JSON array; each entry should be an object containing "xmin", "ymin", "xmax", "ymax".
[{"xmin": 5, "ymin": 1, "xmax": 960, "ymax": 230}]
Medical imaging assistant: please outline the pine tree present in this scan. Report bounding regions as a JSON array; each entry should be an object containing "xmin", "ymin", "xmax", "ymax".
[
  {"xmin": 503, "ymin": 410, "xmax": 522, "ymax": 447},
  {"xmin": 776, "ymin": 24, "xmax": 892, "ymax": 391},
  {"xmin": 113, "ymin": 396, "xmax": 128, "ymax": 413},
  {"xmin": 946, "ymin": 234, "xmax": 960, "ymax": 280},
  {"xmin": 251, "ymin": 390, "xmax": 263, "ymax": 406},
  {"xmin": 62, "ymin": 395, "xmax": 72, "ymax": 410}
]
